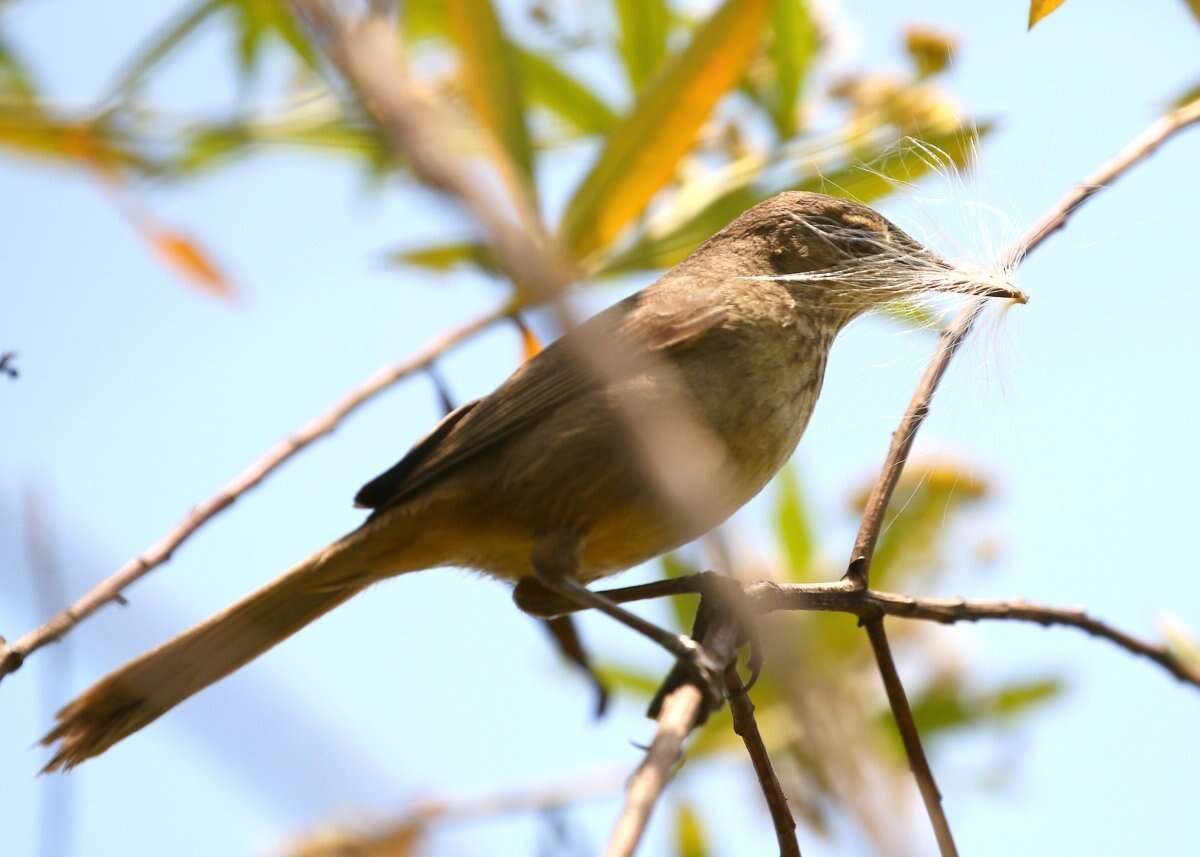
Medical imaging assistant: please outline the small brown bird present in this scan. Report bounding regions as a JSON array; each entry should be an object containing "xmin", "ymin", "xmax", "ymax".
[{"xmin": 41, "ymin": 191, "xmax": 1024, "ymax": 771}]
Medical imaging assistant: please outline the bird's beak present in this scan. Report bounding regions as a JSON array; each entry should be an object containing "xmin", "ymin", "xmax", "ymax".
[{"xmin": 924, "ymin": 251, "xmax": 1029, "ymax": 304}]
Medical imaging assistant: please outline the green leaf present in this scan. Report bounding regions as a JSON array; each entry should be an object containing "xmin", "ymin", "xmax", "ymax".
[
  {"xmin": 1028, "ymin": 0, "xmax": 1068, "ymax": 29},
  {"xmin": 902, "ymin": 677, "xmax": 1064, "ymax": 739},
  {"xmin": 386, "ymin": 242, "xmax": 500, "ymax": 274},
  {"xmin": 600, "ymin": 122, "xmax": 990, "ymax": 275},
  {"xmin": 445, "ymin": 0, "xmax": 534, "ymax": 182},
  {"xmin": 674, "ymin": 802, "xmax": 711, "ymax": 857},
  {"xmin": 661, "ymin": 552, "xmax": 702, "ymax": 632},
  {"xmin": 226, "ymin": 0, "xmax": 318, "ymax": 75},
  {"xmin": 595, "ymin": 664, "xmax": 665, "ymax": 698},
  {"xmin": 613, "ymin": 0, "xmax": 670, "ymax": 91},
  {"xmin": 402, "ymin": 0, "xmax": 449, "ymax": 42},
  {"xmin": 765, "ymin": 0, "xmax": 818, "ymax": 137},
  {"xmin": 518, "ymin": 49, "xmax": 618, "ymax": 136},
  {"xmin": 560, "ymin": 0, "xmax": 773, "ymax": 261},
  {"xmin": 774, "ymin": 468, "xmax": 817, "ymax": 581}
]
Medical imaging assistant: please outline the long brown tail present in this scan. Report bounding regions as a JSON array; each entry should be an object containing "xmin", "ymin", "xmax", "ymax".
[{"xmin": 41, "ymin": 524, "xmax": 401, "ymax": 772}]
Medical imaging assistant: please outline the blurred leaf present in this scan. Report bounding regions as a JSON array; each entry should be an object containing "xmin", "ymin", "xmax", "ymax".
[
  {"xmin": 105, "ymin": 0, "xmax": 222, "ymax": 98},
  {"xmin": 227, "ymin": 0, "xmax": 318, "ymax": 75},
  {"xmin": 613, "ymin": 0, "xmax": 670, "ymax": 91},
  {"xmin": 560, "ymin": 0, "xmax": 773, "ymax": 260},
  {"xmin": 284, "ymin": 821, "xmax": 422, "ymax": 857},
  {"xmin": 1187, "ymin": 0, "xmax": 1200, "ymax": 25},
  {"xmin": 903, "ymin": 677, "xmax": 1063, "ymax": 739},
  {"xmin": 596, "ymin": 664, "xmax": 664, "ymax": 698},
  {"xmin": 674, "ymin": 802, "xmax": 711, "ymax": 857},
  {"xmin": 402, "ymin": 0, "xmax": 449, "ymax": 42},
  {"xmin": 661, "ymin": 552, "xmax": 702, "ymax": 632},
  {"xmin": 178, "ymin": 118, "xmax": 387, "ymax": 173},
  {"xmin": 145, "ymin": 228, "xmax": 235, "ymax": 299},
  {"xmin": 1027, "ymin": 0, "xmax": 1067, "ymax": 29},
  {"xmin": 764, "ymin": 0, "xmax": 818, "ymax": 137},
  {"xmin": 1172, "ymin": 79, "xmax": 1200, "ymax": 110},
  {"xmin": 0, "ymin": 34, "xmax": 37, "ymax": 103},
  {"xmin": 775, "ymin": 467, "xmax": 817, "ymax": 581},
  {"xmin": 445, "ymin": 0, "xmax": 534, "ymax": 182},
  {"xmin": 518, "ymin": 49, "xmax": 618, "ymax": 136},
  {"xmin": 852, "ymin": 459, "xmax": 990, "ymax": 588},
  {"xmin": 904, "ymin": 25, "xmax": 957, "ymax": 79},
  {"xmin": 0, "ymin": 114, "xmax": 153, "ymax": 172},
  {"xmin": 602, "ymin": 122, "xmax": 990, "ymax": 275},
  {"xmin": 387, "ymin": 242, "xmax": 499, "ymax": 274}
]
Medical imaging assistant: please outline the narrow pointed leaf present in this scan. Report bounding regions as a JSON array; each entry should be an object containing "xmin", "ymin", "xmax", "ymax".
[
  {"xmin": 386, "ymin": 242, "xmax": 499, "ymax": 274},
  {"xmin": 105, "ymin": 0, "xmax": 222, "ymax": 97},
  {"xmin": 661, "ymin": 552, "xmax": 702, "ymax": 632},
  {"xmin": 613, "ymin": 0, "xmax": 669, "ymax": 91},
  {"xmin": 146, "ymin": 229, "xmax": 234, "ymax": 299},
  {"xmin": 445, "ymin": 0, "xmax": 533, "ymax": 181},
  {"xmin": 1028, "ymin": 0, "xmax": 1068, "ymax": 29},
  {"xmin": 600, "ymin": 122, "xmax": 990, "ymax": 274},
  {"xmin": 518, "ymin": 49, "xmax": 618, "ymax": 136},
  {"xmin": 560, "ymin": 0, "xmax": 773, "ymax": 260},
  {"xmin": 765, "ymin": 0, "xmax": 818, "ymax": 137},
  {"xmin": 775, "ymin": 467, "xmax": 817, "ymax": 580}
]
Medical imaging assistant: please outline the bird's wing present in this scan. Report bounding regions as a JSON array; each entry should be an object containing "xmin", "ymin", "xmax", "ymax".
[{"xmin": 353, "ymin": 289, "xmax": 728, "ymax": 512}]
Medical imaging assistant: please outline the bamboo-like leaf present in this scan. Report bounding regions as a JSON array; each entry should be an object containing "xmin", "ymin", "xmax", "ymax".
[
  {"xmin": 613, "ymin": 0, "xmax": 669, "ymax": 91},
  {"xmin": 227, "ymin": 0, "xmax": 318, "ymax": 74},
  {"xmin": 765, "ymin": 0, "xmax": 818, "ymax": 137},
  {"xmin": 1187, "ymin": 0, "xmax": 1200, "ymax": 25},
  {"xmin": 601, "ymin": 122, "xmax": 990, "ymax": 275},
  {"xmin": 900, "ymin": 677, "xmax": 1063, "ymax": 740},
  {"xmin": 518, "ymin": 49, "xmax": 618, "ymax": 136},
  {"xmin": 775, "ymin": 467, "xmax": 817, "ymax": 580},
  {"xmin": 386, "ymin": 242, "xmax": 499, "ymax": 274},
  {"xmin": 445, "ymin": 0, "xmax": 533, "ymax": 181},
  {"xmin": 560, "ymin": 0, "xmax": 773, "ymax": 260},
  {"xmin": 1028, "ymin": 0, "xmax": 1068, "ymax": 29}
]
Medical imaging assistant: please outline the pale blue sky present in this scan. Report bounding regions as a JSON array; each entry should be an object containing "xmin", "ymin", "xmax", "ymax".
[{"xmin": 3, "ymin": 2, "xmax": 1199, "ymax": 856}]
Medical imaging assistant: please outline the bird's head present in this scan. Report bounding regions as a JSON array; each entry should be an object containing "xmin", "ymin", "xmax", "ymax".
[{"xmin": 717, "ymin": 191, "xmax": 1027, "ymax": 317}]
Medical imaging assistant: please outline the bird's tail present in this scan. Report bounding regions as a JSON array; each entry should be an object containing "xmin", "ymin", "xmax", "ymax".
[{"xmin": 40, "ymin": 524, "xmax": 397, "ymax": 772}]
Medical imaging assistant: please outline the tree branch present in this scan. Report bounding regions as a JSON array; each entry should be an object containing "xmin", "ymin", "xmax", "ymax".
[
  {"xmin": 725, "ymin": 667, "xmax": 802, "ymax": 857},
  {"xmin": 0, "ymin": 304, "xmax": 509, "ymax": 683},
  {"xmin": 839, "ymin": 98, "xmax": 1200, "ymax": 857}
]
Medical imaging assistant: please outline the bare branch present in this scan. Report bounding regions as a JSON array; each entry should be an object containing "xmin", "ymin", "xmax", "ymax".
[
  {"xmin": 725, "ymin": 667, "xmax": 802, "ymax": 857},
  {"xmin": 0, "ymin": 351, "xmax": 17, "ymax": 379},
  {"xmin": 0, "ymin": 305, "xmax": 509, "ymax": 683}
]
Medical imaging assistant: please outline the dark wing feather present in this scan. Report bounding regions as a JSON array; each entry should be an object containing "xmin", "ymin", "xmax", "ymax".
[{"xmin": 355, "ymin": 289, "xmax": 728, "ymax": 512}]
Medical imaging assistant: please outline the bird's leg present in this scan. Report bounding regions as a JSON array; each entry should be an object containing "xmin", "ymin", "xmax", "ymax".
[
  {"xmin": 513, "ymin": 572, "xmax": 717, "ymax": 619},
  {"xmin": 515, "ymin": 568, "xmax": 765, "ymax": 695},
  {"xmin": 529, "ymin": 535, "xmax": 725, "ymax": 704}
]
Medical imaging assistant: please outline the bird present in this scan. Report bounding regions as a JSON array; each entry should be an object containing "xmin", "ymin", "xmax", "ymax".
[{"xmin": 40, "ymin": 191, "xmax": 1025, "ymax": 771}]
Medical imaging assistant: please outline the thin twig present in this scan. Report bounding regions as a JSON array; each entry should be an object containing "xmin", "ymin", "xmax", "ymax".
[
  {"xmin": 839, "ymin": 99, "xmax": 1200, "ymax": 857},
  {"xmin": 0, "ymin": 351, "xmax": 18, "ymax": 379},
  {"xmin": 517, "ymin": 575, "xmax": 1200, "ymax": 690},
  {"xmin": 0, "ymin": 304, "xmax": 508, "ymax": 683},
  {"xmin": 725, "ymin": 667, "xmax": 802, "ymax": 857},
  {"xmin": 605, "ymin": 608, "xmax": 742, "ymax": 857}
]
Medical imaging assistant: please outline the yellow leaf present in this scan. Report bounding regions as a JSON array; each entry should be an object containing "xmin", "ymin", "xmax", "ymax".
[
  {"xmin": 1186, "ymin": 0, "xmax": 1200, "ymax": 24},
  {"xmin": 559, "ymin": 0, "xmax": 772, "ymax": 260},
  {"xmin": 444, "ymin": 0, "xmax": 533, "ymax": 182},
  {"xmin": 1028, "ymin": 0, "xmax": 1068, "ymax": 29},
  {"xmin": 148, "ymin": 230, "xmax": 234, "ymax": 299}
]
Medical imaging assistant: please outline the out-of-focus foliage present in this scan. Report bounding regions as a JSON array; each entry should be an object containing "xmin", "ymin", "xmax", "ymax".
[
  {"xmin": 604, "ymin": 459, "xmax": 1063, "ymax": 855},
  {"xmin": 0, "ymin": 0, "xmax": 987, "ymax": 305},
  {"xmin": 280, "ymin": 820, "xmax": 421, "ymax": 857}
]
